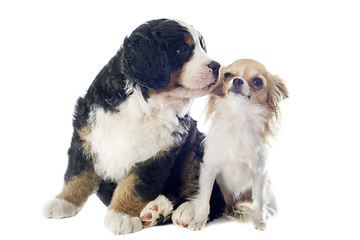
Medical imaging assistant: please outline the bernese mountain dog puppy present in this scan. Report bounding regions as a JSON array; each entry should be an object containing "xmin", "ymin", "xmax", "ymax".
[{"xmin": 44, "ymin": 19, "xmax": 225, "ymax": 235}]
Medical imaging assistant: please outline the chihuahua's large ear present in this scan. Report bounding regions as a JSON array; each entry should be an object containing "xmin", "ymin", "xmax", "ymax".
[
  {"xmin": 205, "ymin": 77, "xmax": 225, "ymax": 122},
  {"xmin": 266, "ymin": 75, "xmax": 289, "ymax": 137},
  {"xmin": 205, "ymin": 94, "xmax": 216, "ymax": 123},
  {"xmin": 268, "ymin": 75, "xmax": 289, "ymax": 107},
  {"xmin": 120, "ymin": 32, "xmax": 170, "ymax": 91}
]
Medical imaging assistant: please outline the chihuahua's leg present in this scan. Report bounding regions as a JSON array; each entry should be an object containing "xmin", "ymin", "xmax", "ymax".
[
  {"xmin": 251, "ymin": 148, "xmax": 269, "ymax": 230},
  {"xmin": 265, "ymin": 180, "xmax": 278, "ymax": 216},
  {"xmin": 252, "ymin": 172, "xmax": 268, "ymax": 230},
  {"xmin": 172, "ymin": 164, "xmax": 217, "ymax": 230}
]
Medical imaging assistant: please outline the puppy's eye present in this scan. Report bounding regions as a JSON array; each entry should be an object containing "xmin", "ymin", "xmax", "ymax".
[
  {"xmin": 176, "ymin": 46, "xmax": 188, "ymax": 54},
  {"xmin": 224, "ymin": 72, "xmax": 233, "ymax": 78},
  {"xmin": 200, "ymin": 37, "xmax": 207, "ymax": 51},
  {"xmin": 253, "ymin": 77, "xmax": 263, "ymax": 87}
]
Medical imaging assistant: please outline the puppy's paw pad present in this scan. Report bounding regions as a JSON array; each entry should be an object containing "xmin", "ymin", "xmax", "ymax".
[
  {"xmin": 140, "ymin": 195, "xmax": 173, "ymax": 227},
  {"xmin": 43, "ymin": 198, "xmax": 79, "ymax": 219},
  {"xmin": 104, "ymin": 210, "xmax": 142, "ymax": 235}
]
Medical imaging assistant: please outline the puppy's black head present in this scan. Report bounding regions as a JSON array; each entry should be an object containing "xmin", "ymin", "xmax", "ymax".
[{"xmin": 120, "ymin": 19, "xmax": 195, "ymax": 91}]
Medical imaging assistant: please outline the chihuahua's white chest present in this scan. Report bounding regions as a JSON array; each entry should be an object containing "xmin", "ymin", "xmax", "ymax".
[{"xmin": 204, "ymin": 99, "xmax": 268, "ymax": 197}]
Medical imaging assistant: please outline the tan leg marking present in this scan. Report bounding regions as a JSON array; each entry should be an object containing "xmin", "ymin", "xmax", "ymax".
[
  {"xmin": 108, "ymin": 173, "xmax": 147, "ymax": 217},
  {"xmin": 56, "ymin": 169, "xmax": 101, "ymax": 208}
]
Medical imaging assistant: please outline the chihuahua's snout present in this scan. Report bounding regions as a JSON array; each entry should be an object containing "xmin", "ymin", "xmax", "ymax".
[{"xmin": 233, "ymin": 78, "xmax": 244, "ymax": 87}]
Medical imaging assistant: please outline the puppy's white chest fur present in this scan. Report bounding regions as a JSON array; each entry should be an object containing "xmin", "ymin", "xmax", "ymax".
[
  {"xmin": 85, "ymin": 90, "xmax": 186, "ymax": 182},
  {"xmin": 204, "ymin": 98, "xmax": 268, "ymax": 197}
]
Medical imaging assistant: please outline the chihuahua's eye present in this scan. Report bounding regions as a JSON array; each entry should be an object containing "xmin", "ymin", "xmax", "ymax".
[
  {"xmin": 253, "ymin": 77, "xmax": 263, "ymax": 87},
  {"xmin": 224, "ymin": 72, "xmax": 233, "ymax": 78}
]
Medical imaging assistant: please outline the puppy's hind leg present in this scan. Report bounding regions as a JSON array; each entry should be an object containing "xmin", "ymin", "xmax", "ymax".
[
  {"xmin": 44, "ymin": 131, "xmax": 101, "ymax": 219},
  {"xmin": 44, "ymin": 168, "xmax": 100, "ymax": 219}
]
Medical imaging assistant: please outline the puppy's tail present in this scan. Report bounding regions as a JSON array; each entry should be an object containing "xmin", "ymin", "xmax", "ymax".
[{"xmin": 225, "ymin": 201, "xmax": 277, "ymax": 223}]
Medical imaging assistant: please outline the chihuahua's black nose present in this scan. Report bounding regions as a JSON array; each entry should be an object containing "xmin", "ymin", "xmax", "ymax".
[{"xmin": 233, "ymin": 78, "xmax": 244, "ymax": 87}]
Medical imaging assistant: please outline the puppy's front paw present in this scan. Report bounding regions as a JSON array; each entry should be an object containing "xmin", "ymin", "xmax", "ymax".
[
  {"xmin": 140, "ymin": 195, "xmax": 173, "ymax": 227},
  {"xmin": 104, "ymin": 210, "xmax": 142, "ymax": 235},
  {"xmin": 43, "ymin": 198, "xmax": 79, "ymax": 219},
  {"xmin": 172, "ymin": 201, "xmax": 207, "ymax": 231}
]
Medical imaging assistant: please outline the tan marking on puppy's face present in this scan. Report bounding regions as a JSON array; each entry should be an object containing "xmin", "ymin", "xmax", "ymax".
[
  {"xmin": 184, "ymin": 33, "xmax": 194, "ymax": 46},
  {"xmin": 149, "ymin": 29, "xmax": 218, "ymax": 101}
]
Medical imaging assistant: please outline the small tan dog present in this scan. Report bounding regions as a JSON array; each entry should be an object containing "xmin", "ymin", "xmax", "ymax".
[{"xmin": 172, "ymin": 59, "xmax": 288, "ymax": 230}]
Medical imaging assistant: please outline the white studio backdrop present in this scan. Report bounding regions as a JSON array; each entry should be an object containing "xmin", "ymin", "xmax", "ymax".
[{"xmin": 1, "ymin": 0, "xmax": 359, "ymax": 239}]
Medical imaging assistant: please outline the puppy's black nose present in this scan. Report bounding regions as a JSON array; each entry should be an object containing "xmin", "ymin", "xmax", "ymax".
[
  {"xmin": 208, "ymin": 61, "xmax": 221, "ymax": 72},
  {"xmin": 208, "ymin": 61, "xmax": 221, "ymax": 81},
  {"xmin": 233, "ymin": 78, "xmax": 244, "ymax": 87}
]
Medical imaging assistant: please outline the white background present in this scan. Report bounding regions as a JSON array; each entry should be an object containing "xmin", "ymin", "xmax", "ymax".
[{"xmin": 1, "ymin": 0, "xmax": 360, "ymax": 239}]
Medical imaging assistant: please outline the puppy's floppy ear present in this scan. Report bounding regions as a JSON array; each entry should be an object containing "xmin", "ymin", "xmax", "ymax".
[{"xmin": 120, "ymin": 32, "xmax": 170, "ymax": 91}]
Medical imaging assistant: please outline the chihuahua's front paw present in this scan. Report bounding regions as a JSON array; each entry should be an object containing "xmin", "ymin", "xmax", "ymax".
[
  {"xmin": 104, "ymin": 210, "xmax": 142, "ymax": 235},
  {"xmin": 172, "ymin": 202, "xmax": 195, "ymax": 228},
  {"xmin": 188, "ymin": 217, "xmax": 207, "ymax": 231},
  {"xmin": 253, "ymin": 214, "xmax": 267, "ymax": 230},
  {"xmin": 172, "ymin": 201, "xmax": 208, "ymax": 231},
  {"xmin": 252, "ymin": 205, "xmax": 267, "ymax": 230},
  {"xmin": 254, "ymin": 221, "xmax": 266, "ymax": 231}
]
